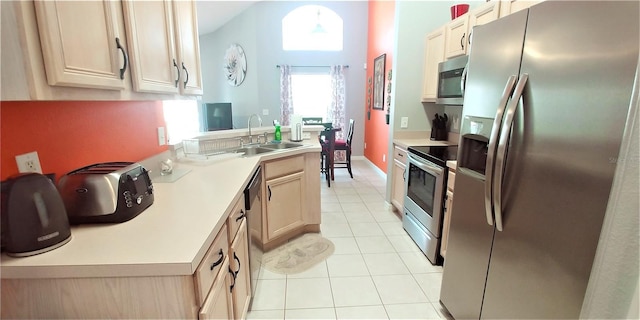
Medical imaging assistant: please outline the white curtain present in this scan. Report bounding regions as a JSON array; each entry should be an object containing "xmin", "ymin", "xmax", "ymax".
[
  {"xmin": 329, "ymin": 65, "xmax": 347, "ymax": 161},
  {"xmin": 329, "ymin": 65, "xmax": 346, "ymax": 139},
  {"xmin": 279, "ymin": 65, "xmax": 293, "ymax": 126}
]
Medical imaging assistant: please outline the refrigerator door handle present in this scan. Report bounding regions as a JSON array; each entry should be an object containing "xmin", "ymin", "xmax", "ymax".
[
  {"xmin": 485, "ymin": 75, "xmax": 518, "ymax": 227},
  {"xmin": 493, "ymin": 74, "xmax": 529, "ymax": 232},
  {"xmin": 460, "ymin": 62, "xmax": 469, "ymax": 96}
]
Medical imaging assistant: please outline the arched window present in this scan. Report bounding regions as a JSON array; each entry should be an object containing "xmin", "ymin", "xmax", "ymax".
[{"xmin": 282, "ymin": 5, "xmax": 343, "ymax": 51}]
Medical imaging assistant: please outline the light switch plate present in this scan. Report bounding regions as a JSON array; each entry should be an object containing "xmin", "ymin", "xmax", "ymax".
[
  {"xmin": 157, "ymin": 127, "xmax": 166, "ymax": 146},
  {"xmin": 262, "ymin": 109, "xmax": 269, "ymax": 116},
  {"xmin": 400, "ymin": 117, "xmax": 409, "ymax": 128}
]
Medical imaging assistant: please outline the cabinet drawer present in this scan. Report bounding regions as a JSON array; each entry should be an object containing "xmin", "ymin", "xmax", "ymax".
[
  {"xmin": 227, "ymin": 198, "xmax": 246, "ymax": 243},
  {"xmin": 393, "ymin": 146, "xmax": 407, "ymax": 163},
  {"xmin": 194, "ymin": 224, "xmax": 229, "ymax": 307},
  {"xmin": 264, "ymin": 155, "xmax": 304, "ymax": 180},
  {"xmin": 448, "ymin": 170, "xmax": 456, "ymax": 191}
]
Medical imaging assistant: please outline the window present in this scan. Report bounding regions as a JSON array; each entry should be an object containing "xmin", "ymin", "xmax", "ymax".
[
  {"xmin": 162, "ymin": 100, "xmax": 200, "ymax": 144},
  {"xmin": 282, "ymin": 5, "xmax": 343, "ymax": 51},
  {"xmin": 291, "ymin": 72, "xmax": 331, "ymax": 120}
]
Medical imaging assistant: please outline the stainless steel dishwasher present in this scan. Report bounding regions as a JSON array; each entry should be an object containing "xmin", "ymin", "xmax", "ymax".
[{"xmin": 244, "ymin": 166, "xmax": 262, "ymax": 304}]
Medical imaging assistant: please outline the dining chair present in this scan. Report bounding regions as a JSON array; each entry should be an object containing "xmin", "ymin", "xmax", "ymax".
[{"xmin": 333, "ymin": 119, "xmax": 354, "ymax": 178}]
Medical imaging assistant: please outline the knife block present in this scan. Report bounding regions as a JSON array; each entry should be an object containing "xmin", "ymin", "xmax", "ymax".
[{"xmin": 430, "ymin": 128, "xmax": 448, "ymax": 141}]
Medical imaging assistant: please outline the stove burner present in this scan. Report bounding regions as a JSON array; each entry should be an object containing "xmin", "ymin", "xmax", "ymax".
[{"xmin": 407, "ymin": 145, "xmax": 458, "ymax": 167}]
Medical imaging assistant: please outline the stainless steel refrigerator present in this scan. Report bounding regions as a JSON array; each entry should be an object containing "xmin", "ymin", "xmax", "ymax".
[{"xmin": 439, "ymin": 1, "xmax": 639, "ymax": 319}]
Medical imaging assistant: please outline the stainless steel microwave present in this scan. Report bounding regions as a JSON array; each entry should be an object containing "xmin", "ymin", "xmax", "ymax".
[{"xmin": 436, "ymin": 55, "xmax": 469, "ymax": 105}]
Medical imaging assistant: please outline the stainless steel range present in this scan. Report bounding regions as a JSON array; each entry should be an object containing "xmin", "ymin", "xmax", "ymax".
[{"xmin": 403, "ymin": 145, "xmax": 457, "ymax": 265}]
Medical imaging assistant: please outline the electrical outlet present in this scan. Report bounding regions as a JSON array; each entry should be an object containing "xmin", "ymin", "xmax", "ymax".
[
  {"xmin": 302, "ymin": 132, "xmax": 311, "ymax": 139},
  {"xmin": 16, "ymin": 151, "xmax": 43, "ymax": 173},
  {"xmin": 158, "ymin": 127, "xmax": 166, "ymax": 146},
  {"xmin": 400, "ymin": 117, "xmax": 409, "ymax": 128},
  {"xmin": 262, "ymin": 109, "xmax": 269, "ymax": 116},
  {"xmin": 382, "ymin": 154, "xmax": 386, "ymax": 163},
  {"xmin": 364, "ymin": 142, "xmax": 367, "ymax": 149}
]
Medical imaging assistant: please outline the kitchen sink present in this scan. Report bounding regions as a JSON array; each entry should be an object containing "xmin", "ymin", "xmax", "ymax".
[
  {"xmin": 233, "ymin": 147, "xmax": 275, "ymax": 156},
  {"xmin": 259, "ymin": 142, "xmax": 304, "ymax": 150}
]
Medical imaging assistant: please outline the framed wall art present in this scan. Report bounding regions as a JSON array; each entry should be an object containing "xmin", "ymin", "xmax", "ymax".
[{"xmin": 372, "ymin": 54, "xmax": 386, "ymax": 110}]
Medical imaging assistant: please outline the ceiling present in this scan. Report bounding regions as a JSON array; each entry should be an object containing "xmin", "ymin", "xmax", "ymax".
[{"xmin": 196, "ymin": 1, "xmax": 259, "ymax": 35}]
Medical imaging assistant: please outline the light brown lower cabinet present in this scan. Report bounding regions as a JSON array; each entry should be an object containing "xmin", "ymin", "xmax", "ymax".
[
  {"xmin": 229, "ymin": 219, "xmax": 251, "ymax": 319},
  {"xmin": 199, "ymin": 258, "xmax": 234, "ymax": 320}
]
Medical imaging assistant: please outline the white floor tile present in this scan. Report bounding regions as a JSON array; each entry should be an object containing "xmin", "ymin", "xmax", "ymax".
[
  {"xmin": 355, "ymin": 236, "xmax": 396, "ymax": 254},
  {"xmin": 362, "ymin": 253, "xmax": 410, "ymax": 276},
  {"xmin": 320, "ymin": 223, "xmax": 353, "ymax": 237},
  {"xmin": 247, "ymin": 309, "xmax": 285, "ymax": 319},
  {"xmin": 251, "ymin": 279, "xmax": 287, "ymax": 311},
  {"xmin": 359, "ymin": 194, "xmax": 385, "ymax": 204},
  {"xmin": 370, "ymin": 210, "xmax": 402, "ymax": 223},
  {"xmin": 285, "ymin": 308, "xmax": 336, "ymax": 320},
  {"xmin": 321, "ymin": 195, "xmax": 340, "ymax": 203},
  {"xmin": 343, "ymin": 211, "xmax": 376, "ymax": 223},
  {"xmin": 330, "ymin": 276, "xmax": 382, "ymax": 307},
  {"xmin": 398, "ymin": 251, "xmax": 443, "ymax": 274},
  {"xmin": 413, "ymin": 272, "xmax": 443, "ymax": 303},
  {"xmin": 372, "ymin": 274, "xmax": 429, "ymax": 305},
  {"xmin": 379, "ymin": 225, "xmax": 406, "ymax": 238},
  {"xmin": 335, "ymin": 305, "xmax": 389, "ymax": 319},
  {"xmin": 285, "ymin": 278, "xmax": 334, "ymax": 309},
  {"xmin": 432, "ymin": 302, "xmax": 454, "ymax": 320},
  {"xmin": 322, "ymin": 211, "xmax": 348, "ymax": 224},
  {"xmin": 286, "ymin": 261, "xmax": 329, "ymax": 279},
  {"xmin": 340, "ymin": 202, "xmax": 369, "ymax": 212},
  {"xmin": 355, "ymin": 187, "xmax": 380, "ymax": 195},
  {"xmin": 385, "ymin": 303, "xmax": 441, "ymax": 320},
  {"xmin": 387, "ymin": 234, "xmax": 423, "ymax": 253},
  {"xmin": 326, "ymin": 254, "xmax": 369, "ymax": 277},
  {"xmin": 338, "ymin": 194, "xmax": 363, "ymax": 203},
  {"xmin": 332, "ymin": 187, "xmax": 359, "ymax": 195},
  {"xmin": 327, "ymin": 237, "xmax": 361, "ymax": 255},
  {"xmin": 321, "ymin": 202, "xmax": 343, "ymax": 213},
  {"xmin": 258, "ymin": 266, "xmax": 287, "ymax": 280},
  {"xmin": 349, "ymin": 222, "xmax": 384, "ymax": 237}
]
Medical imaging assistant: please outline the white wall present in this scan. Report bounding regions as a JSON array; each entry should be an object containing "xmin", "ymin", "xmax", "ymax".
[
  {"xmin": 198, "ymin": 1, "xmax": 368, "ymax": 155},
  {"xmin": 390, "ymin": 1, "xmax": 483, "ymax": 135}
]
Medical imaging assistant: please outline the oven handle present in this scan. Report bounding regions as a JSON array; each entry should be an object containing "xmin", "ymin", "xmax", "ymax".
[
  {"xmin": 485, "ymin": 75, "xmax": 518, "ymax": 228},
  {"xmin": 408, "ymin": 154, "xmax": 444, "ymax": 177}
]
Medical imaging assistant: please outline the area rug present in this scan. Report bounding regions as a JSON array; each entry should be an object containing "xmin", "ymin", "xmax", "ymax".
[{"xmin": 262, "ymin": 233, "xmax": 334, "ymax": 274}]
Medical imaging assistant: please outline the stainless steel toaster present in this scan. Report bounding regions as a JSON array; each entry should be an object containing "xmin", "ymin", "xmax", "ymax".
[{"xmin": 58, "ymin": 162, "xmax": 154, "ymax": 224}]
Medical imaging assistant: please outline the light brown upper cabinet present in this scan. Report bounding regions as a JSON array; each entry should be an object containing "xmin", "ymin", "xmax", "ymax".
[
  {"xmin": 122, "ymin": 0, "xmax": 202, "ymax": 95},
  {"xmin": 33, "ymin": 1, "xmax": 128, "ymax": 90},
  {"xmin": 445, "ymin": 1, "xmax": 500, "ymax": 59},
  {"xmin": 1, "ymin": 0, "xmax": 202, "ymax": 100},
  {"xmin": 499, "ymin": 0, "xmax": 544, "ymax": 18},
  {"xmin": 444, "ymin": 14, "xmax": 469, "ymax": 59},
  {"xmin": 421, "ymin": 26, "xmax": 447, "ymax": 102},
  {"xmin": 172, "ymin": 0, "xmax": 203, "ymax": 95}
]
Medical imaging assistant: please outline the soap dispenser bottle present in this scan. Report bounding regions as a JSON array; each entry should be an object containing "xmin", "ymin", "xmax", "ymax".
[{"xmin": 274, "ymin": 122, "xmax": 282, "ymax": 141}]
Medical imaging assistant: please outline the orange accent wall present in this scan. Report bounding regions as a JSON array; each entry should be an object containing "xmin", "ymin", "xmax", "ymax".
[
  {"xmin": 364, "ymin": 0, "xmax": 395, "ymax": 173},
  {"xmin": 1, "ymin": 101, "xmax": 167, "ymax": 181}
]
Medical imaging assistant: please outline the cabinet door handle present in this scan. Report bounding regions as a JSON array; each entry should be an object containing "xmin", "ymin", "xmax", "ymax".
[
  {"xmin": 268, "ymin": 185, "xmax": 272, "ymax": 201},
  {"xmin": 460, "ymin": 33, "xmax": 466, "ymax": 50},
  {"xmin": 209, "ymin": 249, "xmax": 223, "ymax": 270},
  {"xmin": 403, "ymin": 168, "xmax": 407, "ymax": 181},
  {"xmin": 115, "ymin": 37, "xmax": 128, "ymax": 80},
  {"xmin": 173, "ymin": 59, "xmax": 180, "ymax": 87},
  {"xmin": 181, "ymin": 62, "xmax": 189, "ymax": 88},
  {"xmin": 233, "ymin": 252, "xmax": 241, "ymax": 277},
  {"xmin": 228, "ymin": 266, "xmax": 236, "ymax": 293},
  {"xmin": 235, "ymin": 209, "xmax": 246, "ymax": 222}
]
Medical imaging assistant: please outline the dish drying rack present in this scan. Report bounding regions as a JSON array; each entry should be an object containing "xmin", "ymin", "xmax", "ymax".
[{"xmin": 182, "ymin": 137, "xmax": 243, "ymax": 160}]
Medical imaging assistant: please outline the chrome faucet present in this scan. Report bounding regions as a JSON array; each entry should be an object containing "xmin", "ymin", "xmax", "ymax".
[{"xmin": 247, "ymin": 113, "xmax": 263, "ymax": 144}]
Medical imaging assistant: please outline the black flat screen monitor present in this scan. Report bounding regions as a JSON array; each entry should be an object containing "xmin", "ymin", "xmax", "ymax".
[{"xmin": 204, "ymin": 103, "xmax": 233, "ymax": 131}]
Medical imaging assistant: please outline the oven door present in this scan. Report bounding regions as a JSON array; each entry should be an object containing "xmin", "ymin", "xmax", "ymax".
[{"xmin": 404, "ymin": 153, "xmax": 446, "ymax": 237}]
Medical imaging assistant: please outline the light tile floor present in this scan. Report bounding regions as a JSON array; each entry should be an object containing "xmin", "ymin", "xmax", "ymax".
[{"xmin": 248, "ymin": 159, "xmax": 453, "ymax": 320}]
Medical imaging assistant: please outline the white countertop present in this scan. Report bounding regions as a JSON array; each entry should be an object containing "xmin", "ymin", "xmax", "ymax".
[
  {"xmin": 393, "ymin": 138, "xmax": 454, "ymax": 150},
  {"xmin": 0, "ymin": 144, "xmax": 320, "ymax": 279},
  {"xmin": 446, "ymin": 160, "xmax": 458, "ymax": 170}
]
